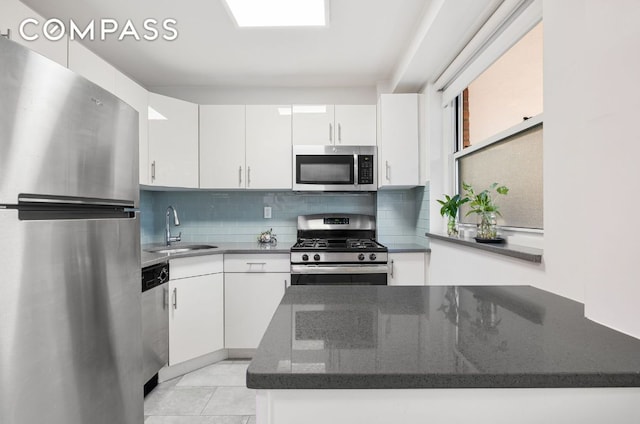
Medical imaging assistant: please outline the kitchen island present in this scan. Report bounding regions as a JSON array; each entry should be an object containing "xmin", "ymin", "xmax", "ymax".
[{"xmin": 247, "ymin": 285, "xmax": 640, "ymax": 424}]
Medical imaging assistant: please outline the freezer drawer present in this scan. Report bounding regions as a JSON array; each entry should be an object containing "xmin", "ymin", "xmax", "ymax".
[
  {"xmin": 0, "ymin": 37, "xmax": 139, "ymax": 206},
  {"xmin": 0, "ymin": 209, "xmax": 142, "ymax": 424}
]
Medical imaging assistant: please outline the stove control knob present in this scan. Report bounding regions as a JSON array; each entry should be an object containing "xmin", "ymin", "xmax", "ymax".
[
  {"xmin": 358, "ymin": 253, "xmax": 365, "ymax": 261},
  {"xmin": 369, "ymin": 253, "xmax": 377, "ymax": 261},
  {"xmin": 302, "ymin": 254, "xmax": 309, "ymax": 262},
  {"xmin": 314, "ymin": 254, "xmax": 321, "ymax": 261}
]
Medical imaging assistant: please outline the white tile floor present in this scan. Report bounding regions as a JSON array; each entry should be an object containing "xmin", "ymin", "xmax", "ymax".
[{"xmin": 144, "ymin": 360, "xmax": 256, "ymax": 424}]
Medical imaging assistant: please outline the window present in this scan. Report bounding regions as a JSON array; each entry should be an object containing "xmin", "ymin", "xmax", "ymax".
[{"xmin": 454, "ymin": 22, "xmax": 543, "ymax": 230}]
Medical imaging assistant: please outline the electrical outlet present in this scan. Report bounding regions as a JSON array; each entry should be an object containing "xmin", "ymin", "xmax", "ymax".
[{"xmin": 264, "ymin": 206, "xmax": 272, "ymax": 219}]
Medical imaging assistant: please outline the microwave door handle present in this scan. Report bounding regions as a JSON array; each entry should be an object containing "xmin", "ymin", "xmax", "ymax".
[{"xmin": 354, "ymin": 154, "xmax": 358, "ymax": 186}]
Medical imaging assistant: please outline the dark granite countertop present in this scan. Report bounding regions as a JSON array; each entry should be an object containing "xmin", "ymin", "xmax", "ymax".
[
  {"xmin": 426, "ymin": 232, "xmax": 542, "ymax": 263},
  {"xmin": 247, "ymin": 285, "xmax": 640, "ymax": 389},
  {"xmin": 142, "ymin": 242, "xmax": 429, "ymax": 267},
  {"xmin": 141, "ymin": 242, "xmax": 292, "ymax": 268}
]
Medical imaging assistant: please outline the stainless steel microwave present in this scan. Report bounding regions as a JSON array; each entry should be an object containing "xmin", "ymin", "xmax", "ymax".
[{"xmin": 293, "ymin": 145, "xmax": 377, "ymax": 191}]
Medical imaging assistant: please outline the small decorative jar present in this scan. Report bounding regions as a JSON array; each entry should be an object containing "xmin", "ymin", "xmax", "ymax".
[{"xmin": 476, "ymin": 212, "xmax": 498, "ymax": 239}]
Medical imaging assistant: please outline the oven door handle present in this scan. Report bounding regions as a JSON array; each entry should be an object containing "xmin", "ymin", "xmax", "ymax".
[{"xmin": 291, "ymin": 264, "xmax": 389, "ymax": 274}]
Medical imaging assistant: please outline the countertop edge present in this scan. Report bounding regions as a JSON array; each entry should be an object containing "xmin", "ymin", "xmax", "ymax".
[
  {"xmin": 386, "ymin": 244, "xmax": 431, "ymax": 253},
  {"xmin": 141, "ymin": 243, "xmax": 292, "ymax": 268},
  {"xmin": 426, "ymin": 232, "xmax": 542, "ymax": 263},
  {"xmin": 246, "ymin": 370, "xmax": 640, "ymax": 390}
]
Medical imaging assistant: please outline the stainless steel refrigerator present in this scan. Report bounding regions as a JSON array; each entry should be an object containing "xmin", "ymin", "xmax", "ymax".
[{"xmin": 0, "ymin": 37, "xmax": 142, "ymax": 423}]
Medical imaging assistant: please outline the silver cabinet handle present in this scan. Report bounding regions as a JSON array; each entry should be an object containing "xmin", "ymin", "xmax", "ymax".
[
  {"xmin": 247, "ymin": 166, "xmax": 251, "ymax": 187},
  {"xmin": 329, "ymin": 123, "xmax": 333, "ymax": 144},
  {"xmin": 151, "ymin": 161, "xmax": 156, "ymax": 182},
  {"xmin": 247, "ymin": 262, "xmax": 267, "ymax": 266},
  {"xmin": 239, "ymin": 166, "xmax": 243, "ymax": 187},
  {"xmin": 390, "ymin": 259, "xmax": 394, "ymax": 278},
  {"xmin": 172, "ymin": 288, "xmax": 177, "ymax": 310},
  {"xmin": 338, "ymin": 123, "xmax": 342, "ymax": 143},
  {"xmin": 385, "ymin": 161, "xmax": 390, "ymax": 181},
  {"xmin": 1, "ymin": 29, "xmax": 11, "ymax": 39}
]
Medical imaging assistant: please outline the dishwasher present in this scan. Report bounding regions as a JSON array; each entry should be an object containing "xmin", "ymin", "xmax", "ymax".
[{"xmin": 142, "ymin": 262, "xmax": 170, "ymax": 396}]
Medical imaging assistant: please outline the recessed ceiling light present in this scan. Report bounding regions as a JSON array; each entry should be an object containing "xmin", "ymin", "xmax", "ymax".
[{"xmin": 223, "ymin": 0, "xmax": 328, "ymax": 28}]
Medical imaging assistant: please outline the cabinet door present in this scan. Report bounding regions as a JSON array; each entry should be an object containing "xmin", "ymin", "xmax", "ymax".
[
  {"xmin": 292, "ymin": 104, "xmax": 335, "ymax": 145},
  {"xmin": 148, "ymin": 93, "xmax": 199, "ymax": 188},
  {"xmin": 169, "ymin": 273, "xmax": 224, "ymax": 365},
  {"xmin": 246, "ymin": 105, "xmax": 292, "ymax": 189},
  {"xmin": 378, "ymin": 94, "xmax": 420, "ymax": 187},
  {"xmin": 0, "ymin": 0, "xmax": 68, "ymax": 66},
  {"xmin": 68, "ymin": 40, "xmax": 116, "ymax": 92},
  {"xmin": 225, "ymin": 272, "xmax": 288, "ymax": 349},
  {"xmin": 334, "ymin": 105, "xmax": 376, "ymax": 146},
  {"xmin": 389, "ymin": 252, "xmax": 426, "ymax": 286},
  {"xmin": 200, "ymin": 105, "xmax": 246, "ymax": 189},
  {"xmin": 113, "ymin": 72, "xmax": 149, "ymax": 185}
]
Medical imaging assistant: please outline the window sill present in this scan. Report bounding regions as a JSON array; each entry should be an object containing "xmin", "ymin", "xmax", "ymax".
[{"xmin": 425, "ymin": 232, "xmax": 543, "ymax": 263}]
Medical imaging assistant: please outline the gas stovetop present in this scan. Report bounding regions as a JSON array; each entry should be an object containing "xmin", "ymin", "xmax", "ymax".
[
  {"xmin": 292, "ymin": 238, "xmax": 387, "ymax": 251},
  {"xmin": 291, "ymin": 214, "xmax": 388, "ymax": 264}
]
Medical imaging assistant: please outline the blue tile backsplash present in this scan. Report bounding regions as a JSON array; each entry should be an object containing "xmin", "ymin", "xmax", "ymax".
[
  {"xmin": 140, "ymin": 186, "xmax": 429, "ymax": 247},
  {"xmin": 376, "ymin": 184, "xmax": 430, "ymax": 246}
]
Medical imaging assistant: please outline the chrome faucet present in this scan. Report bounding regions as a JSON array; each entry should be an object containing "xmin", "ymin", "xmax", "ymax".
[{"xmin": 165, "ymin": 206, "xmax": 181, "ymax": 246}]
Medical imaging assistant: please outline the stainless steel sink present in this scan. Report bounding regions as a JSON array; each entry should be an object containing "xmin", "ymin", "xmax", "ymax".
[{"xmin": 144, "ymin": 244, "xmax": 218, "ymax": 254}]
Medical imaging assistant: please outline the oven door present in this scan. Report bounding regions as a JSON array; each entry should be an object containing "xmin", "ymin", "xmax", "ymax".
[{"xmin": 291, "ymin": 264, "xmax": 388, "ymax": 286}]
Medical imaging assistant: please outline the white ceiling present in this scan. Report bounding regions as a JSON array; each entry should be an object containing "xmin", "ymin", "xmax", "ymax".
[{"xmin": 21, "ymin": 0, "xmax": 433, "ymax": 89}]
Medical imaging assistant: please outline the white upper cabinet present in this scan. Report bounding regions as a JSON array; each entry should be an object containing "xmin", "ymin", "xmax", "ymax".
[
  {"xmin": 113, "ymin": 73, "xmax": 149, "ymax": 185},
  {"xmin": 200, "ymin": 105, "xmax": 291, "ymax": 190},
  {"xmin": 0, "ymin": 0, "xmax": 68, "ymax": 66},
  {"xmin": 246, "ymin": 105, "xmax": 292, "ymax": 189},
  {"xmin": 334, "ymin": 105, "xmax": 377, "ymax": 146},
  {"xmin": 377, "ymin": 94, "xmax": 420, "ymax": 188},
  {"xmin": 200, "ymin": 105, "xmax": 246, "ymax": 189},
  {"xmin": 68, "ymin": 40, "xmax": 117, "ymax": 92},
  {"xmin": 292, "ymin": 105, "xmax": 335, "ymax": 145},
  {"xmin": 148, "ymin": 93, "xmax": 199, "ymax": 188},
  {"xmin": 292, "ymin": 105, "xmax": 376, "ymax": 146}
]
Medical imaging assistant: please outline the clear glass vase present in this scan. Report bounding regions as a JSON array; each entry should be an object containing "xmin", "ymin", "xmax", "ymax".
[
  {"xmin": 447, "ymin": 215, "xmax": 458, "ymax": 236},
  {"xmin": 476, "ymin": 212, "xmax": 497, "ymax": 239}
]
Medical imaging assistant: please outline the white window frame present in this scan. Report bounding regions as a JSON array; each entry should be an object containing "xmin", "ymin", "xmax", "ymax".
[{"xmin": 436, "ymin": 0, "xmax": 544, "ymax": 237}]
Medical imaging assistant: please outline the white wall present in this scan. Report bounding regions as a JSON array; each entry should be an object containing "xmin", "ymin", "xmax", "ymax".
[
  {"xmin": 579, "ymin": 0, "xmax": 640, "ymax": 338},
  {"xmin": 428, "ymin": 0, "xmax": 640, "ymax": 339}
]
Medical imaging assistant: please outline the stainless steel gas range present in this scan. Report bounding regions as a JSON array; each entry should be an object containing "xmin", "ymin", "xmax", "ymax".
[{"xmin": 290, "ymin": 214, "xmax": 388, "ymax": 285}]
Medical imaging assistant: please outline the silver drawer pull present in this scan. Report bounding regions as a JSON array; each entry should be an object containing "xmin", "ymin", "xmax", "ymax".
[
  {"xmin": 247, "ymin": 262, "xmax": 267, "ymax": 266},
  {"xmin": 172, "ymin": 288, "xmax": 177, "ymax": 310}
]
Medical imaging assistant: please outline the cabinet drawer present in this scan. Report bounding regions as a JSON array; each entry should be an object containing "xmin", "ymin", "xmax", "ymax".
[
  {"xmin": 224, "ymin": 254, "xmax": 290, "ymax": 273},
  {"xmin": 170, "ymin": 255, "xmax": 223, "ymax": 279}
]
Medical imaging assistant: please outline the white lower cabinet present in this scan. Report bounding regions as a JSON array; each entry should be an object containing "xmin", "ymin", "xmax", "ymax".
[
  {"xmin": 168, "ymin": 256, "xmax": 224, "ymax": 365},
  {"xmin": 224, "ymin": 254, "xmax": 289, "ymax": 350},
  {"xmin": 388, "ymin": 252, "xmax": 426, "ymax": 286}
]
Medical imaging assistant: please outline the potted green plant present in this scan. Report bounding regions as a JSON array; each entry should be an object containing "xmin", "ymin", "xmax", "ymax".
[
  {"xmin": 436, "ymin": 194, "xmax": 469, "ymax": 236},
  {"xmin": 462, "ymin": 182, "xmax": 509, "ymax": 240}
]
